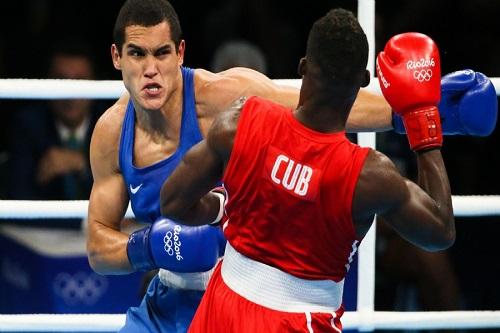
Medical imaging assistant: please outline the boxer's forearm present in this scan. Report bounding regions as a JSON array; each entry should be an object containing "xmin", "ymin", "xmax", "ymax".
[
  {"xmin": 416, "ymin": 149, "xmax": 454, "ymax": 230},
  {"xmin": 346, "ymin": 89, "xmax": 392, "ymax": 132}
]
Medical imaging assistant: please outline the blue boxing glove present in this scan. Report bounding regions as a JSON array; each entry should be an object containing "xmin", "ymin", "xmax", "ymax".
[
  {"xmin": 127, "ymin": 218, "xmax": 224, "ymax": 272},
  {"xmin": 393, "ymin": 69, "xmax": 498, "ymax": 136}
]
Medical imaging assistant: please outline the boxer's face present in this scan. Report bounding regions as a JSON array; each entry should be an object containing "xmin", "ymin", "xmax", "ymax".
[{"xmin": 112, "ymin": 21, "xmax": 185, "ymax": 111}]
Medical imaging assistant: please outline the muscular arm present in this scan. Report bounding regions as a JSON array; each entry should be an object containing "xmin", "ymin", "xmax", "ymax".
[
  {"xmin": 195, "ymin": 67, "xmax": 392, "ymax": 132},
  {"xmin": 353, "ymin": 149, "xmax": 455, "ymax": 251},
  {"xmin": 86, "ymin": 102, "xmax": 132, "ymax": 275},
  {"xmin": 160, "ymin": 100, "xmax": 241, "ymax": 225},
  {"xmin": 348, "ymin": 89, "xmax": 392, "ymax": 132}
]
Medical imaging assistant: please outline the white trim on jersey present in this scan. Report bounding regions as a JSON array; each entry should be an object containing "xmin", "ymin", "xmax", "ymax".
[{"xmin": 221, "ymin": 243, "xmax": 344, "ymax": 313}]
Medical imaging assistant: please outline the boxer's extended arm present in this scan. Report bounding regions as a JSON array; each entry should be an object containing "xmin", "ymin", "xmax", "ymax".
[
  {"xmin": 348, "ymin": 89, "xmax": 392, "ymax": 132},
  {"xmin": 196, "ymin": 67, "xmax": 392, "ymax": 133},
  {"xmin": 354, "ymin": 33, "xmax": 454, "ymax": 251},
  {"xmin": 87, "ymin": 105, "xmax": 132, "ymax": 275}
]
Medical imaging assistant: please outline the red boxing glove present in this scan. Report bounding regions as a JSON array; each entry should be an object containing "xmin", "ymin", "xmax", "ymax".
[{"xmin": 377, "ymin": 32, "xmax": 442, "ymax": 151}]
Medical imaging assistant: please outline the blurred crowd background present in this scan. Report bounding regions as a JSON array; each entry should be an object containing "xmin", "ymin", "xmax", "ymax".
[{"xmin": 0, "ymin": 0, "xmax": 498, "ymax": 325}]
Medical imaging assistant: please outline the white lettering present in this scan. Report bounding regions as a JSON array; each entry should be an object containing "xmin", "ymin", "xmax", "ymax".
[
  {"xmin": 376, "ymin": 62, "xmax": 390, "ymax": 89},
  {"xmin": 271, "ymin": 154, "xmax": 288, "ymax": 185},
  {"xmin": 283, "ymin": 160, "xmax": 302, "ymax": 190},
  {"xmin": 163, "ymin": 225, "xmax": 183, "ymax": 261},
  {"xmin": 294, "ymin": 165, "xmax": 313, "ymax": 195},
  {"xmin": 406, "ymin": 57, "xmax": 436, "ymax": 70},
  {"xmin": 270, "ymin": 154, "xmax": 313, "ymax": 196}
]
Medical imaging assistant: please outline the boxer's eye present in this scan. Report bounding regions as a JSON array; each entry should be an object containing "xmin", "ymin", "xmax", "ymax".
[
  {"xmin": 154, "ymin": 46, "xmax": 172, "ymax": 59},
  {"xmin": 128, "ymin": 50, "xmax": 144, "ymax": 57}
]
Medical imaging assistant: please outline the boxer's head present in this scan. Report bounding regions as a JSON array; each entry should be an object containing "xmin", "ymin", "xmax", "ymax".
[
  {"xmin": 113, "ymin": 0, "xmax": 182, "ymax": 55},
  {"xmin": 299, "ymin": 8, "xmax": 369, "ymax": 103},
  {"xmin": 111, "ymin": 0, "xmax": 185, "ymax": 112}
]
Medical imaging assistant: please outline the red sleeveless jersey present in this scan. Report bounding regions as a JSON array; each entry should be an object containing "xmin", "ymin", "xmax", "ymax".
[{"xmin": 222, "ymin": 96, "xmax": 370, "ymax": 281}]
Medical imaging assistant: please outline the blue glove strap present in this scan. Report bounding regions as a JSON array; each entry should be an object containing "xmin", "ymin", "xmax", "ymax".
[
  {"xmin": 392, "ymin": 112, "xmax": 406, "ymax": 134},
  {"xmin": 127, "ymin": 226, "xmax": 156, "ymax": 272}
]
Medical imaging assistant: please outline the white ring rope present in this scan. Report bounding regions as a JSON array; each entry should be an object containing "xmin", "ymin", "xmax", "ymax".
[
  {"xmin": 0, "ymin": 79, "xmax": 126, "ymax": 99},
  {"xmin": 0, "ymin": 195, "xmax": 498, "ymax": 219},
  {"xmin": 1, "ymin": 311, "xmax": 500, "ymax": 331},
  {"xmin": 0, "ymin": 200, "xmax": 135, "ymax": 219},
  {"xmin": 0, "ymin": 77, "xmax": 498, "ymax": 99}
]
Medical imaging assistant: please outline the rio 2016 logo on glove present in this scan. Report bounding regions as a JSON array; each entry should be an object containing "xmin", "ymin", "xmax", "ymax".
[
  {"xmin": 407, "ymin": 58, "xmax": 436, "ymax": 83},
  {"xmin": 406, "ymin": 57, "xmax": 436, "ymax": 70},
  {"xmin": 163, "ymin": 225, "xmax": 183, "ymax": 261}
]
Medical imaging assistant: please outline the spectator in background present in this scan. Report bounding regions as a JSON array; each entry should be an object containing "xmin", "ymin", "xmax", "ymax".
[
  {"xmin": 199, "ymin": 0, "xmax": 307, "ymax": 78},
  {"xmin": 211, "ymin": 40, "xmax": 268, "ymax": 74},
  {"xmin": 7, "ymin": 42, "xmax": 103, "ymax": 214}
]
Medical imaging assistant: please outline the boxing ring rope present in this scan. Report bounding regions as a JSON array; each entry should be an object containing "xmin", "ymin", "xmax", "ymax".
[
  {"xmin": 1, "ymin": 196, "xmax": 500, "ymax": 219},
  {"xmin": 2, "ymin": 75, "xmax": 500, "ymax": 100},
  {"xmin": 2, "ymin": 311, "xmax": 500, "ymax": 332},
  {"xmin": 1, "ymin": 77, "xmax": 500, "ymax": 99},
  {"xmin": 2, "ymin": 0, "xmax": 500, "ymax": 330}
]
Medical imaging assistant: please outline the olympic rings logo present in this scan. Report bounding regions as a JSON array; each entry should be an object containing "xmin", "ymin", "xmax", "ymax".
[
  {"xmin": 413, "ymin": 69, "xmax": 433, "ymax": 82},
  {"xmin": 163, "ymin": 225, "xmax": 184, "ymax": 261},
  {"xmin": 53, "ymin": 272, "xmax": 108, "ymax": 305}
]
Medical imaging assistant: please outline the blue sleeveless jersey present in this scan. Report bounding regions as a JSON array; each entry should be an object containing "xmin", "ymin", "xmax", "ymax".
[{"xmin": 119, "ymin": 67, "xmax": 203, "ymax": 224}]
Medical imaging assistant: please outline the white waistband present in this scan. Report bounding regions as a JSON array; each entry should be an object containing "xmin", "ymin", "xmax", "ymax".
[
  {"xmin": 221, "ymin": 243, "xmax": 344, "ymax": 313},
  {"xmin": 158, "ymin": 263, "xmax": 218, "ymax": 291}
]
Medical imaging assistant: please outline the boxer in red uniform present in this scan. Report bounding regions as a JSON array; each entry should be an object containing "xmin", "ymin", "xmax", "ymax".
[{"xmin": 160, "ymin": 9, "xmax": 455, "ymax": 332}]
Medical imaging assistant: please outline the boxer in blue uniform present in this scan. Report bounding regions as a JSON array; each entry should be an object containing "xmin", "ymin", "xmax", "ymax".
[
  {"xmin": 118, "ymin": 67, "xmax": 225, "ymax": 332},
  {"xmin": 86, "ymin": 0, "xmax": 497, "ymax": 332}
]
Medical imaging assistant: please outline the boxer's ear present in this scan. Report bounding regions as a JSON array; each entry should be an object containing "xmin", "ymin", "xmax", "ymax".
[{"xmin": 111, "ymin": 44, "xmax": 121, "ymax": 70}]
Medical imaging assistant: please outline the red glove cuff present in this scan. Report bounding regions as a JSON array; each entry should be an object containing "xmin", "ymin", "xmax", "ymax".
[{"xmin": 402, "ymin": 106, "xmax": 443, "ymax": 151}]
